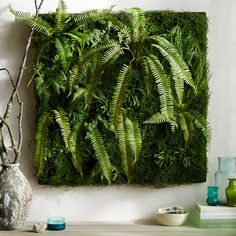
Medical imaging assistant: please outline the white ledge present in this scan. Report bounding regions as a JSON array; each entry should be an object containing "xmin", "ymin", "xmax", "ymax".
[{"xmin": 1, "ymin": 221, "xmax": 236, "ymax": 236}]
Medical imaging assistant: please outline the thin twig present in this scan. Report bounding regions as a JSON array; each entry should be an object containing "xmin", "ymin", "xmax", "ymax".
[
  {"xmin": 0, "ymin": 68, "xmax": 17, "ymax": 162},
  {"xmin": 34, "ymin": 0, "xmax": 38, "ymax": 15},
  {"xmin": 0, "ymin": 116, "xmax": 19, "ymax": 160},
  {"xmin": 3, "ymin": 0, "xmax": 45, "ymax": 121},
  {"xmin": 15, "ymin": 96, "xmax": 23, "ymax": 163}
]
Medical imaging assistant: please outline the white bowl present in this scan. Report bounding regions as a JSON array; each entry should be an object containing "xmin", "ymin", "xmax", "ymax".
[{"xmin": 155, "ymin": 212, "xmax": 189, "ymax": 226}]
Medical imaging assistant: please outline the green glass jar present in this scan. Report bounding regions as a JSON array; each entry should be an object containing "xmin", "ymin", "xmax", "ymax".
[{"xmin": 225, "ymin": 178, "xmax": 236, "ymax": 207}]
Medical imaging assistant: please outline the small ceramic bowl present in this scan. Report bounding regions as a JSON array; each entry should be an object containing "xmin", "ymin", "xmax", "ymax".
[{"xmin": 155, "ymin": 212, "xmax": 189, "ymax": 226}]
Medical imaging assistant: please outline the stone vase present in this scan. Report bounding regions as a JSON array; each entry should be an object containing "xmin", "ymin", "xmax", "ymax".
[{"xmin": 0, "ymin": 163, "xmax": 32, "ymax": 230}]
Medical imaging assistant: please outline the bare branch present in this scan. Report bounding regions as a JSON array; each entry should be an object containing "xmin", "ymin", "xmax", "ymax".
[
  {"xmin": 3, "ymin": 0, "xmax": 46, "ymax": 121},
  {"xmin": 0, "ymin": 0, "xmax": 46, "ymax": 163},
  {"xmin": 0, "ymin": 116, "xmax": 19, "ymax": 161},
  {"xmin": 34, "ymin": 0, "xmax": 38, "ymax": 14},
  {"xmin": 0, "ymin": 127, "xmax": 8, "ymax": 163},
  {"xmin": 37, "ymin": 0, "xmax": 45, "ymax": 14},
  {"xmin": 14, "ymin": 95, "xmax": 23, "ymax": 163}
]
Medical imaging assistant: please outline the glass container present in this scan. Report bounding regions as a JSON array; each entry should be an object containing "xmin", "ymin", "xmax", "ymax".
[
  {"xmin": 47, "ymin": 216, "xmax": 65, "ymax": 230},
  {"xmin": 206, "ymin": 186, "xmax": 219, "ymax": 206},
  {"xmin": 225, "ymin": 178, "xmax": 236, "ymax": 207},
  {"xmin": 215, "ymin": 157, "xmax": 236, "ymax": 204}
]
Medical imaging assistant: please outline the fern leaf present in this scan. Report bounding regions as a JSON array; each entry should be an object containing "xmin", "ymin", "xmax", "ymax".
[
  {"xmin": 55, "ymin": 38, "xmax": 72, "ymax": 71},
  {"xmin": 88, "ymin": 126, "xmax": 112, "ymax": 185},
  {"xmin": 151, "ymin": 36, "xmax": 196, "ymax": 94},
  {"xmin": 72, "ymin": 87, "xmax": 87, "ymax": 102},
  {"xmin": 69, "ymin": 9, "xmax": 110, "ymax": 29},
  {"xmin": 10, "ymin": 6, "xmax": 52, "ymax": 36},
  {"xmin": 170, "ymin": 25, "xmax": 183, "ymax": 57},
  {"xmin": 110, "ymin": 64, "xmax": 130, "ymax": 129},
  {"xmin": 69, "ymin": 123, "xmax": 83, "ymax": 177},
  {"xmin": 144, "ymin": 55, "xmax": 173, "ymax": 116},
  {"xmin": 34, "ymin": 112, "xmax": 52, "ymax": 177},
  {"xmin": 80, "ymin": 40, "xmax": 120, "ymax": 66},
  {"xmin": 125, "ymin": 116, "xmax": 142, "ymax": 165},
  {"xmin": 55, "ymin": 0, "xmax": 68, "ymax": 32},
  {"xmin": 117, "ymin": 112, "xmax": 132, "ymax": 183},
  {"xmin": 141, "ymin": 58, "xmax": 154, "ymax": 94},
  {"xmin": 101, "ymin": 43, "xmax": 123, "ymax": 64},
  {"xmin": 110, "ymin": 20, "xmax": 131, "ymax": 44},
  {"xmin": 127, "ymin": 8, "xmax": 145, "ymax": 43},
  {"xmin": 190, "ymin": 110, "xmax": 211, "ymax": 140},
  {"xmin": 68, "ymin": 64, "xmax": 82, "ymax": 94},
  {"xmin": 178, "ymin": 111, "xmax": 195, "ymax": 148},
  {"xmin": 52, "ymin": 107, "xmax": 71, "ymax": 149},
  {"xmin": 144, "ymin": 112, "xmax": 177, "ymax": 131},
  {"xmin": 64, "ymin": 32, "xmax": 89, "ymax": 52}
]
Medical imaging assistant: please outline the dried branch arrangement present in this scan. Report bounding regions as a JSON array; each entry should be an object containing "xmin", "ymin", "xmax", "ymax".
[{"xmin": 0, "ymin": 0, "xmax": 45, "ymax": 164}]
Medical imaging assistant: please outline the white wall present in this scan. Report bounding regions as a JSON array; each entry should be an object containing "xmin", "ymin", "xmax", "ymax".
[{"xmin": 1, "ymin": 0, "xmax": 236, "ymax": 222}]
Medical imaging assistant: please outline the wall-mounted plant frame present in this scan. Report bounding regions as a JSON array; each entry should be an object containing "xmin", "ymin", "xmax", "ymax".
[{"xmin": 12, "ymin": 2, "xmax": 209, "ymax": 186}]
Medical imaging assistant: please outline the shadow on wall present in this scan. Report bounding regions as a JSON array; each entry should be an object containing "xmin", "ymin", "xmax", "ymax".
[
  {"xmin": 0, "ymin": 21, "xmax": 30, "ymax": 67},
  {"xmin": 0, "ymin": 18, "xmax": 35, "ymax": 179}
]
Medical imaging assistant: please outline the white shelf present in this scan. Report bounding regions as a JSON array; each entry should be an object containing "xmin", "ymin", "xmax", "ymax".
[{"xmin": 1, "ymin": 221, "xmax": 236, "ymax": 236}]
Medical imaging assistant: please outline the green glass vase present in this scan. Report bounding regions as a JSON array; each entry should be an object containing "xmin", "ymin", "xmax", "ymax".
[{"xmin": 225, "ymin": 178, "xmax": 236, "ymax": 207}]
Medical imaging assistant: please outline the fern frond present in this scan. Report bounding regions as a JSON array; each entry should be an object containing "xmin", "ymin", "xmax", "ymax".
[
  {"xmin": 144, "ymin": 55, "xmax": 173, "ymax": 116},
  {"xmin": 88, "ymin": 126, "xmax": 112, "ymax": 184},
  {"xmin": 101, "ymin": 43, "xmax": 123, "ymax": 64},
  {"xmin": 190, "ymin": 110, "xmax": 211, "ymax": 140},
  {"xmin": 151, "ymin": 36, "xmax": 196, "ymax": 94},
  {"xmin": 51, "ymin": 71, "xmax": 67, "ymax": 95},
  {"xmin": 69, "ymin": 9, "xmax": 110, "ymax": 29},
  {"xmin": 80, "ymin": 40, "xmax": 120, "ymax": 66},
  {"xmin": 110, "ymin": 64, "xmax": 130, "ymax": 129},
  {"xmin": 10, "ymin": 6, "xmax": 52, "ymax": 36},
  {"xmin": 34, "ymin": 112, "xmax": 52, "ymax": 177},
  {"xmin": 52, "ymin": 107, "xmax": 71, "ymax": 149},
  {"xmin": 117, "ymin": 112, "xmax": 132, "ymax": 183},
  {"xmin": 141, "ymin": 58, "xmax": 154, "ymax": 94},
  {"xmin": 125, "ymin": 116, "xmax": 142, "ymax": 165},
  {"xmin": 127, "ymin": 8, "xmax": 145, "ymax": 43},
  {"xmin": 178, "ymin": 111, "xmax": 195, "ymax": 148},
  {"xmin": 55, "ymin": 38, "xmax": 72, "ymax": 71},
  {"xmin": 69, "ymin": 123, "xmax": 83, "ymax": 177},
  {"xmin": 55, "ymin": 0, "xmax": 68, "ymax": 32},
  {"xmin": 144, "ymin": 112, "xmax": 177, "ymax": 132},
  {"xmin": 84, "ymin": 67, "xmax": 104, "ymax": 108},
  {"xmin": 64, "ymin": 32, "xmax": 89, "ymax": 52},
  {"xmin": 72, "ymin": 87, "xmax": 87, "ymax": 102},
  {"xmin": 68, "ymin": 41, "xmax": 117, "ymax": 90},
  {"xmin": 110, "ymin": 20, "xmax": 131, "ymax": 44},
  {"xmin": 170, "ymin": 26, "xmax": 183, "ymax": 57},
  {"xmin": 68, "ymin": 59, "xmax": 96, "ymax": 94}
]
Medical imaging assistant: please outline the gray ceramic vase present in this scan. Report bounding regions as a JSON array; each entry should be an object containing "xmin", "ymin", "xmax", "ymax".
[{"xmin": 0, "ymin": 163, "xmax": 32, "ymax": 230}]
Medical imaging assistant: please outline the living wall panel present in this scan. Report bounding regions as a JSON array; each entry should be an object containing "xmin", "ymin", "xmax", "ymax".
[{"xmin": 24, "ymin": 5, "xmax": 208, "ymax": 186}]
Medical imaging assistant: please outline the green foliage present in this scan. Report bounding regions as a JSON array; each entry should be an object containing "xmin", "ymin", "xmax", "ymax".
[
  {"xmin": 110, "ymin": 64, "xmax": 131, "ymax": 129},
  {"xmin": 10, "ymin": 6, "xmax": 53, "ymax": 36},
  {"xmin": 88, "ymin": 125, "xmax": 113, "ymax": 184},
  {"xmin": 13, "ymin": 2, "xmax": 209, "ymax": 186},
  {"xmin": 117, "ymin": 111, "xmax": 142, "ymax": 183},
  {"xmin": 34, "ymin": 111, "xmax": 52, "ymax": 177}
]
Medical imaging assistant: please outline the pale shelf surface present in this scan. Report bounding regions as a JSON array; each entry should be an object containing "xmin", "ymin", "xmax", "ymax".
[{"xmin": 0, "ymin": 221, "xmax": 236, "ymax": 236}]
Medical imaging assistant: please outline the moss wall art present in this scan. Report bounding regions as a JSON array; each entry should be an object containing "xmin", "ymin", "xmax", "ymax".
[{"xmin": 13, "ymin": 2, "xmax": 209, "ymax": 186}]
